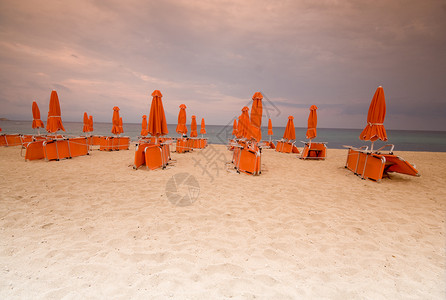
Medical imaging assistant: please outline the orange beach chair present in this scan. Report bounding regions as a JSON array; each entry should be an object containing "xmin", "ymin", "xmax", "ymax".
[
  {"xmin": 232, "ymin": 142, "xmax": 261, "ymax": 175},
  {"xmin": 134, "ymin": 141, "xmax": 170, "ymax": 170},
  {"xmin": 188, "ymin": 138, "xmax": 207, "ymax": 149},
  {"xmin": 300, "ymin": 142, "xmax": 327, "ymax": 160},
  {"xmin": 99, "ymin": 136, "xmax": 130, "ymax": 151},
  {"xmin": 0, "ymin": 134, "xmax": 24, "ymax": 147},
  {"xmin": 344, "ymin": 145, "xmax": 419, "ymax": 182},
  {"xmin": 176, "ymin": 137, "xmax": 194, "ymax": 153},
  {"xmin": 25, "ymin": 137, "xmax": 89, "ymax": 161},
  {"xmin": 275, "ymin": 140, "xmax": 299, "ymax": 154}
]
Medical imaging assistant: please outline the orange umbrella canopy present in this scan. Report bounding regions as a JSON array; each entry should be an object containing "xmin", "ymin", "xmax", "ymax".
[
  {"xmin": 200, "ymin": 118, "xmax": 206, "ymax": 134},
  {"xmin": 268, "ymin": 118, "xmax": 273, "ymax": 136},
  {"xmin": 306, "ymin": 105, "xmax": 318, "ymax": 140},
  {"xmin": 237, "ymin": 106, "xmax": 251, "ymax": 139},
  {"xmin": 232, "ymin": 119, "xmax": 238, "ymax": 136},
  {"xmin": 148, "ymin": 90, "xmax": 168, "ymax": 137},
  {"xmin": 82, "ymin": 112, "xmax": 90, "ymax": 133},
  {"xmin": 176, "ymin": 104, "xmax": 188, "ymax": 135},
  {"xmin": 119, "ymin": 117, "xmax": 124, "ymax": 134},
  {"xmin": 250, "ymin": 92, "xmax": 263, "ymax": 142},
  {"xmin": 283, "ymin": 116, "xmax": 296, "ymax": 140},
  {"xmin": 111, "ymin": 106, "xmax": 120, "ymax": 134},
  {"xmin": 141, "ymin": 115, "xmax": 148, "ymax": 136},
  {"xmin": 32, "ymin": 101, "xmax": 44, "ymax": 129},
  {"xmin": 360, "ymin": 86, "xmax": 387, "ymax": 142},
  {"xmin": 190, "ymin": 115, "xmax": 198, "ymax": 137},
  {"xmin": 46, "ymin": 90, "xmax": 65, "ymax": 133},
  {"xmin": 89, "ymin": 115, "xmax": 94, "ymax": 132}
]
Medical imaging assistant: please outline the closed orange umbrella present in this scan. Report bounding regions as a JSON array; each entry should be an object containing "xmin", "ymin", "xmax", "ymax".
[
  {"xmin": 111, "ymin": 106, "xmax": 120, "ymax": 135},
  {"xmin": 232, "ymin": 119, "xmax": 238, "ymax": 136},
  {"xmin": 89, "ymin": 115, "xmax": 94, "ymax": 132},
  {"xmin": 360, "ymin": 86, "xmax": 387, "ymax": 149},
  {"xmin": 148, "ymin": 90, "xmax": 168, "ymax": 138},
  {"xmin": 283, "ymin": 116, "xmax": 296, "ymax": 141},
  {"xmin": 32, "ymin": 101, "xmax": 44, "ymax": 130},
  {"xmin": 200, "ymin": 118, "xmax": 206, "ymax": 135},
  {"xmin": 119, "ymin": 117, "xmax": 124, "ymax": 134},
  {"xmin": 306, "ymin": 105, "xmax": 318, "ymax": 140},
  {"xmin": 190, "ymin": 115, "xmax": 198, "ymax": 137},
  {"xmin": 141, "ymin": 115, "xmax": 148, "ymax": 136},
  {"xmin": 268, "ymin": 119, "xmax": 273, "ymax": 136},
  {"xmin": 176, "ymin": 104, "xmax": 187, "ymax": 135},
  {"xmin": 46, "ymin": 90, "xmax": 65, "ymax": 133},
  {"xmin": 250, "ymin": 92, "xmax": 263, "ymax": 142},
  {"xmin": 83, "ymin": 112, "xmax": 90, "ymax": 133},
  {"xmin": 237, "ymin": 106, "xmax": 251, "ymax": 139}
]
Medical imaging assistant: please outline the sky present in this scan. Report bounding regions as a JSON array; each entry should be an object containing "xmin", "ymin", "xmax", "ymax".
[{"xmin": 0, "ymin": 0, "xmax": 445, "ymax": 130}]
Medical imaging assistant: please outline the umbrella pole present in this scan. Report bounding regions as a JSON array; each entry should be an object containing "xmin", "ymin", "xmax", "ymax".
[{"xmin": 370, "ymin": 141, "xmax": 374, "ymax": 152}]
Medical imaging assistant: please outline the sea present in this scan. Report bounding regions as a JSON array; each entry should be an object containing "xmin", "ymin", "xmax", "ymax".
[{"xmin": 1, "ymin": 120, "xmax": 445, "ymax": 152}]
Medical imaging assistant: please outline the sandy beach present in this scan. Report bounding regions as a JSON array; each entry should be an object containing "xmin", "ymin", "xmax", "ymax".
[{"xmin": 0, "ymin": 144, "xmax": 445, "ymax": 299}]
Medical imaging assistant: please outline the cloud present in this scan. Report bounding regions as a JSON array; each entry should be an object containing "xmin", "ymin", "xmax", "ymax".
[{"xmin": 0, "ymin": 0, "xmax": 445, "ymax": 130}]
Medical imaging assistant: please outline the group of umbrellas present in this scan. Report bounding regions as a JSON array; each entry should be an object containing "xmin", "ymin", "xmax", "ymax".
[
  {"xmin": 173, "ymin": 104, "xmax": 206, "ymax": 138},
  {"xmin": 138, "ymin": 90, "xmax": 208, "ymax": 142},
  {"xmin": 140, "ymin": 90, "xmax": 169, "ymax": 143},
  {"xmin": 25, "ymin": 86, "xmax": 387, "ymax": 152},
  {"xmin": 82, "ymin": 112, "xmax": 94, "ymax": 134},
  {"xmin": 232, "ymin": 92, "xmax": 266, "ymax": 142},
  {"xmin": 32, "ymin": 90, "xmax": 95, "ymax": 136},
  {"xmin": 231, "ymin": 92, "xmax": 320, "ymax": 145},
  {"xmin": 31, "ymin": 90, "xmax": 65, "ymax": 135}
]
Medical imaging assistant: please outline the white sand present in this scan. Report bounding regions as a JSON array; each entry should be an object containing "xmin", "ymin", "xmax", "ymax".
[{"xmin": 0, "ymin": 144, "xmax": 445, "ymax": 299}]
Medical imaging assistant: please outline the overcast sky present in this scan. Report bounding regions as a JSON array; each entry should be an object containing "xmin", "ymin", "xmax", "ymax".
[{"xmin": 0, "ymin": 0, "xmax": 445, "ymax": 130}]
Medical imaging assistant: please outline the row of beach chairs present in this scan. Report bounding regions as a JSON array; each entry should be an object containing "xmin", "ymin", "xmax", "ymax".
[
  {"xmin": 1, "ymin": 134, "xmax": 131, "ymax": 161},
  {"xmin": 2, "ymin": 133, "xmax": 419, "ymax": 182}
]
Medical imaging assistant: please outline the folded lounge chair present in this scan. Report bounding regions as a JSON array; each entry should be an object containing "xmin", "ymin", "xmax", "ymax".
[
  {"xmin": 176, "ymin": 137, "xmax": 188, "ymax": 153},
  {"xmin": 275, "ymin": 140, "xmax": 300, "ymax": 154},
  {"xmin": 25, "ymin": 137, "xmax": 89, "ymax": 161},
  {"xmin": 134, "ymin": 142, "xmax": 170, "ymax": 170},
  {"xmin": 300, "ymin": 141, "xmax": 327, "ymax": 160},
  {"xmin": 232, "ymin": 142, "xmax": 261, "ymax": 175},
  {"xmin": 189, "ymin": 137, "xmax": 208, "ymax": 149},
  {"xmin": 0, "ymin": 134, "xmax": 25, "ymax": 147},
  {"xmin": 99, "ymin": 136, "xmax": 130, "ymax": 151},
  {"xmin": 344, "ymin": 145, "xmax": 419, "ymax": 182}
]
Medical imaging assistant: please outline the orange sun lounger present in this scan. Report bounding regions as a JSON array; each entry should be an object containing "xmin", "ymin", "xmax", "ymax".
[
  {"xmin": 25, "ymin": 137, "xmax": 89, "ymax": 161},
  {"xmin": 345, "ymin": 145, "xmax": 420, "ymax": 182},
  {"xmin": 257, "ymin": 141, "xmax": 275, "ymax": 149},
  {"xmin": 300, "ymin": 142, "xmax": 327, "ymax": 160},
  {"xmin": 232, "ymin": 144, "xmax": 261, "ymax": 175},
  {"xmin": 134, "ymin": 142, "xmax": 170, "ymax": 170},
  {"xmin": 189, "ymin": 138, "xmax": 207, "ymax": 149},
  {"xmin": 87, "ymin": 135, "xmax": 103, "ymax": 147},
  {"xmin": 275, "ymin": 140, "xmax": 299, "ymax": 154},
  {"xmin": 99, "ymin": 136, "xmax": 130, "ymax": 151},
  {"xmin": 0, "ymin": 134, "xmax": 26, "ymax": 147},
  {"xmin": 176, "ymin": 138, "xmax": 193, "ymax": 153}
]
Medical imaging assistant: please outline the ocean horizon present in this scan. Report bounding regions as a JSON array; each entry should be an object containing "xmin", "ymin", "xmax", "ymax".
[{"xmin": 1, "ymin": 119, "xmax": 445, "ymax": 152}]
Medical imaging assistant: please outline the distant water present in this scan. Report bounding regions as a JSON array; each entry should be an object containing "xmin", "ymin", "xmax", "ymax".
[{"xmin": 1, "ymin": 120, "xmax": 445, "ymax": 152}]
